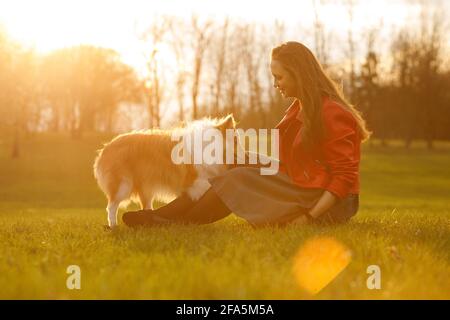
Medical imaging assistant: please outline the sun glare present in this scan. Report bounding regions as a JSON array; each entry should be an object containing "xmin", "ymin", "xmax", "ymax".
[
  {"xmin": 293, "ymin": 237, "xmax": 352, "ymax": 295},
  {"xmin": 0, "ymin": 0, "xmax": 429, "ymax": 71}
]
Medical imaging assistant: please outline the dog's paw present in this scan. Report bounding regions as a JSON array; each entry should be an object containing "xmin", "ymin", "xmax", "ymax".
[{"xmin": 103, "ymin": 225, "xmax": 116, "ymax": 231}]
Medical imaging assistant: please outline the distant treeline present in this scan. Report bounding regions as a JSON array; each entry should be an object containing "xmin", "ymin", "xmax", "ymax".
[{"xmin": 1, "ymin": 8, "xmax": 449, "ymax": 158}]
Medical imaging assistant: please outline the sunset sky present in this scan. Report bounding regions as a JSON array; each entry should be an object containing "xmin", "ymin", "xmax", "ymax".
[{"xmin": 1, "ymin": 0, "xmax": 446, "ymax": 74}]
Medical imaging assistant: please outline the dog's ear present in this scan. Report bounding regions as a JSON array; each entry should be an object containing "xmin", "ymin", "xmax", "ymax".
[{"xmin": 216, "ymin": 114, "xmax": 236, "ymax": 131}]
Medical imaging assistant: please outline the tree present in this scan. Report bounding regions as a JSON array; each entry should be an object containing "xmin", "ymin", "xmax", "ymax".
[
  {"xmin": 389, "ymin": 6, "xmax": 445, "ymax": 149},
  {"xmin": 357, "ymin": 28, "xmax": 382, "ymax": 146},
  {"xmin": 0, "ymin": 28, "xmax": 40, "ymax": 158},
  {"xmin": 240, "ymin": 24, "xmax": 266, "ymax": 127},
  {"xmin": 344, "ymin": 0, "xmax": 358, "ymax": 102},
  {"xmin": 41, "ymin": 46, "xmax": 142, "ymax": 136},
  {"xmin": 190, "ymin": 15, "xmax": 213, "ymax": 119},
  {"xmin": 312, "ymin": 0, "xmax": 331, "ymax": 66},
  {"xmin": 138, "ymin": 15, "xmax": 172, "ymax": 127},
  {"xmin": 208, "ymin": 18, "xmax": 230, "ymax": 117},
  {"xmin": 168, "ymin": 17, "xmax": 189, "ymax": 123}
]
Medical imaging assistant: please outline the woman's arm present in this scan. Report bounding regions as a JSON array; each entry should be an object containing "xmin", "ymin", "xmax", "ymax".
[
  {"xmin": 292, "ymin": 190, "xmax": 337, "ymax": 225},
  {"xmin": 309, "ymin": 190, "xmax": 338, "ymax": 218}
]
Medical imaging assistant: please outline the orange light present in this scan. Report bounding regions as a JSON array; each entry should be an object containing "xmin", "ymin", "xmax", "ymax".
[{"xmin": 293, "ymin": 237, "xmax": 352, "ymax": 295}]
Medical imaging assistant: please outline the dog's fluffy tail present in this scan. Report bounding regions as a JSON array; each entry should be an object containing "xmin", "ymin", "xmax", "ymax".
[
  {"xmin": 93, "ymin": 148, "xmax": 119, "ymax": 200},
  {"xmin": 93, "ymin": 148, "xmax": 108, "ymax": 197},
  {"xmin": 93, "ymin": 147, "xmax": 136, "ymax": 209}
]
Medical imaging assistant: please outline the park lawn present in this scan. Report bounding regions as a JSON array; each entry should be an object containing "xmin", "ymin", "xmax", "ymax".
[{"xmin": 0, "ymin": 133, "xmax": 448, "ymax": 299}]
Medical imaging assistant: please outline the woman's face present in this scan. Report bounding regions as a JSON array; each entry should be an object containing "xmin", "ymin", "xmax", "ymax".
[{"xmin": 270, "ymin": 59, "xmax": 297, "ymax": 98}]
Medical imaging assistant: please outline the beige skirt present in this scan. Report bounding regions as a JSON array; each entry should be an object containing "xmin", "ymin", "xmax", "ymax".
[{"xmin": 208, "ymin": 167, "xmax": 359, "ymax": 226}]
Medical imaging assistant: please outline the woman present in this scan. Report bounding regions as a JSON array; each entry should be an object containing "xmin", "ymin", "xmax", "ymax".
[{"xmin": 122, "ymin": 41, "xmax": 371, "ymax": 227}]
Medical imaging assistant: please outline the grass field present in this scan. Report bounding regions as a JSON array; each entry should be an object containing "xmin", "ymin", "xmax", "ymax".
[{"xmin": 0, "ymin": 133, "xmax": 449, "ymax": 299}]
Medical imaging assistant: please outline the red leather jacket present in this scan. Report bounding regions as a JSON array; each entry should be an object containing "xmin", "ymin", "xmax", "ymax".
[{"xmin": 275, "ymin": 97, "xmax": 361, "ymax": 199}]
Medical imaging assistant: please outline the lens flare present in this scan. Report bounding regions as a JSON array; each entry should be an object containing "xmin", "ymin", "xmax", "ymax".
[{"xmin": 293, "ymin": 237, "xmax": 352, "ymax": 295}]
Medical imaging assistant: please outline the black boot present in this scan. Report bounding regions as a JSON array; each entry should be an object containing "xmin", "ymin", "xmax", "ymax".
[
  {"xmin": 123, "ymin": 188, "xmax": 231, "ymax": 227},
  {"xmin": 170, "ymin": 187, "xmax": 231, "ymax": 224},
  {"xmin": 122, "ymin": 192, "xmax": 195, "ymax": 227}
]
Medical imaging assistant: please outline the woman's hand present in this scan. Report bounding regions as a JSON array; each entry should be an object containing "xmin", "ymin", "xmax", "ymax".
[
  {"xmin": 292, "ymin": 191, "xmax": 338, "ymax": 225},
  {"xmin": 309, "ymin": 190, "xmax": 338, "ymax": 218}
]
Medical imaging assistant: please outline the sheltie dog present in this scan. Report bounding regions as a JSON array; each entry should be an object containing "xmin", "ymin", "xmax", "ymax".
[{"xmin": 93, "ymin": 114, "xmax": 239, "ymax": 227}]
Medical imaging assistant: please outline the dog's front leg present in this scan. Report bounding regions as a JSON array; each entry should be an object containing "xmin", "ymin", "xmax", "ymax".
[{"xmin": 106, "ymin": 202, "xmax": 119, "ymax": 228}]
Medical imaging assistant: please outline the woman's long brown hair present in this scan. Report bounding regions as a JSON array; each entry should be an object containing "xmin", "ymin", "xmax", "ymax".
[{"xmin": 272, "ymin": 41, "xmax": 371, "ymax": 149}]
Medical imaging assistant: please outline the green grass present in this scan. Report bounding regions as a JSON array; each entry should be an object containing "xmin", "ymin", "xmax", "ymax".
[{"xmin": 0, "ymin": 133, "xmax": 449, "ymax": 299}]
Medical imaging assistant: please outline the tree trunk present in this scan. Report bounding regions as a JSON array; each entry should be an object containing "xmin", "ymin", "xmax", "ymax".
[{"xmin": 11, "ymin": 122, "xmax": 20, "ymax": 159}]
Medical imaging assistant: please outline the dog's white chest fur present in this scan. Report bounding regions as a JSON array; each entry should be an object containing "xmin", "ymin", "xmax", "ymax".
[{"xmin": 187, "ymin": 164, "xmax": 227, "ymax": 200}]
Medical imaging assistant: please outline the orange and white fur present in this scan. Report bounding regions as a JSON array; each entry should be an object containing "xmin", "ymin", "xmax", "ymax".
[{"xmin": 93, "ymin": 115, "xmax": 237, "ymax": 228}]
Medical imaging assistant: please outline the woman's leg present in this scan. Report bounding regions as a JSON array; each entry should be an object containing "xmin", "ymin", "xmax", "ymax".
[
  {"xmin": 122, "ymin": 188, "xmax": 231, "ymax": 227},
  {"xmin": 150, "ymin": 192, "xmax": 196, "ymax": 219},
  {"xmin": 170, "ymin": 188, "xmax": 231, "ymax": 224}
]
